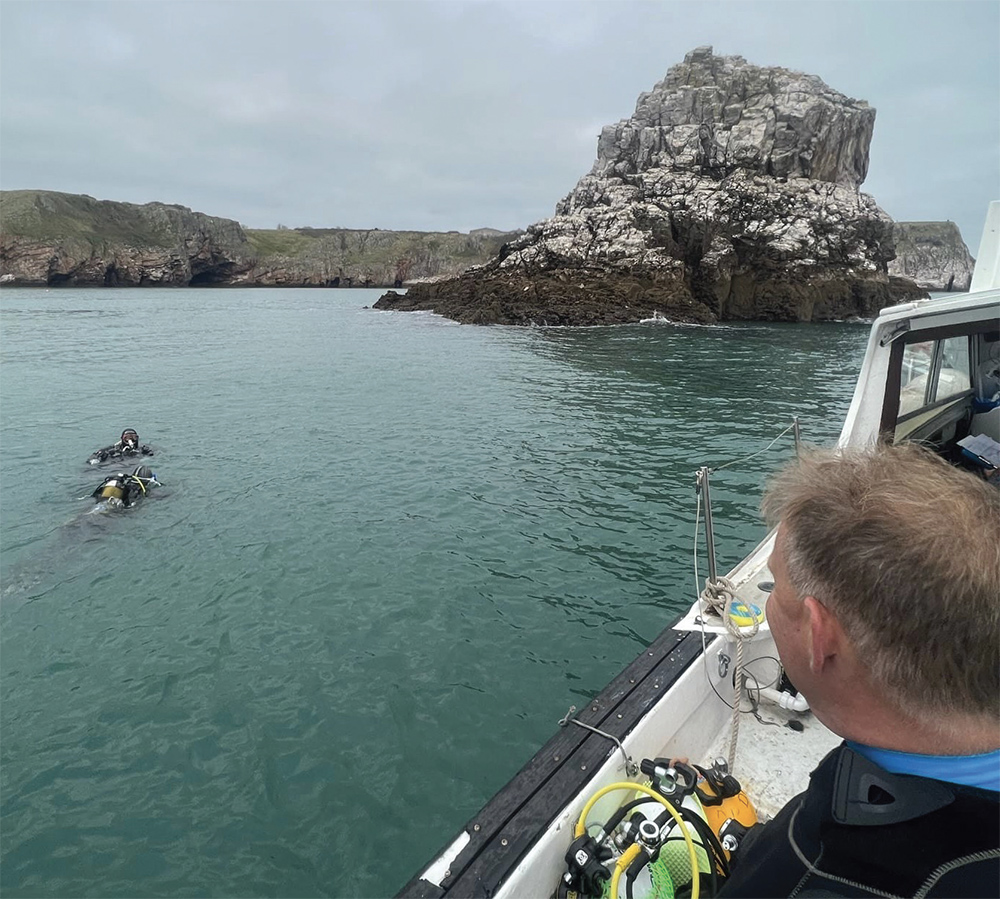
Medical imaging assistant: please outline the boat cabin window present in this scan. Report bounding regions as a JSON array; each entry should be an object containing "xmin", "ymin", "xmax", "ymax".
[
  {"xmin": 890, "ymin": 327, "xmax": 1000, "ymax": 467},
  {"xmin": 898, "ymin": 336, "xmax": 974, "ymax": 418},
  {"xmin": 898, "ymin": 341, "xmax": 936, "ymax": 417},
  {"xmin": 896, "ymin": 335, "xmax": 973, "ymax": 426},
  {"xmin": 938, "ymin": 336, "xmax": 972, "ymax": 400}
]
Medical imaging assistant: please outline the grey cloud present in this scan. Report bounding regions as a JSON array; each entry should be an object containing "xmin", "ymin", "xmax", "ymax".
[{"xmin": 1, "ymin": 0, "xmax": 996, "ymax": 246}]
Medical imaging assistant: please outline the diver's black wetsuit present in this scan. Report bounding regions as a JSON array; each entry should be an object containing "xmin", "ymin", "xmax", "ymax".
[
  {"xmin": 87, "ymin": 442, "xmax": 154, "ymax": 465},
  {"xmin": 719, "ymin": 743, "xmax": 999, "ymax": 897}
]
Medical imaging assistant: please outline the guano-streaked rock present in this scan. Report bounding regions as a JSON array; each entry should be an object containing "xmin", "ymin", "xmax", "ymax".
[
  {"xmin": 376, "ymin": 47, "xmax": 927, "ymax": 325},
  {"xmin": 887, "ymin": 221, "xmax": 975, "ymax": 292}
]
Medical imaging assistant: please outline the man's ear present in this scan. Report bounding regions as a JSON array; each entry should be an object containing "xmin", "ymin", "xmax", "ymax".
[{"xmin": 803, "ymin": 596, "xmax": 842, "ymax": 674}]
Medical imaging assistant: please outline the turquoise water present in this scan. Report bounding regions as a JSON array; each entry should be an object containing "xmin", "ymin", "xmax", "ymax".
[{"xmin": 0, "ymin": 288, "xmax": 868, "ymax": 897}]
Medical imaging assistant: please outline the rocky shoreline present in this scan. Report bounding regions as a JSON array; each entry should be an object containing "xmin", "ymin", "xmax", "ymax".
[
  {"xmin": 0, "ymin": 190, "xmax": 520, "ymax": 289},
  {"xmin": 377, "ymin": 47, "xmax": 935, "ymax": 325}
]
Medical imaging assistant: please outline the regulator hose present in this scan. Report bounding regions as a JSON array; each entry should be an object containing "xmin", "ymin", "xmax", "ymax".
[
  {"xmin": 609, "ymin": 843, "xmax": 642, "ymax": 899},
  {"xmin": 574, "ymin": 782, "xmax": 700, "ymax": 899}
]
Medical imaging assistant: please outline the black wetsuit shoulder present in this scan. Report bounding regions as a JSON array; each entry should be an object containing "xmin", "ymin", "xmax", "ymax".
[{"xmin": 719, "ymin": 744, "xmax": 999, "ymax": 898}]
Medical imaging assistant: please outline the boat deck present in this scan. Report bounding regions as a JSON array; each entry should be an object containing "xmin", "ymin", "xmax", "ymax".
[{"xmin": 705, "ymin": 700, "xmax": 842, "ymax": 821}]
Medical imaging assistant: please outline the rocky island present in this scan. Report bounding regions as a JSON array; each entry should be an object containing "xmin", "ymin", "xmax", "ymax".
[
  {"xmin": 376, "ymin": 47, "xmax": 927, "ymax": 325},
  {"xmin": 887, "ymin": 221, "xmax": 975, "ymax": 292},
  {"xmin": 0, "ymin": 48, "xmax": 969, "ymax": 312}
]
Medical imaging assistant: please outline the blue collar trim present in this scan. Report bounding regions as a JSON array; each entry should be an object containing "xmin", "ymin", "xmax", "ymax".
[{"xmin": 846, "ymin": 741, "xmax": 1000, "ymax": 792}]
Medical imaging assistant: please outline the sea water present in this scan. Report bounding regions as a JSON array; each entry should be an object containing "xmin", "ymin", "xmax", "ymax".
[{"xmin": 0, "ymin": 288, "xmax": 867, "ymax": 897}]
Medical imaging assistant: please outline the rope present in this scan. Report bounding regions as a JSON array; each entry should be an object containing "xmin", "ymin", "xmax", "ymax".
[
  {"xmin": 709, "ymin": 422, "xmax": 796, "ymax": 473},
  {"xmin": 729, "ymin": 634, "xmax": 743, "ymax": 767},
  {"xmin": 691, "ymin": 422, "xmax": 793, "ymax": 769},
  {"xmin": 698, "ymin": 574, "xmax": 756, "ymax": 770}
]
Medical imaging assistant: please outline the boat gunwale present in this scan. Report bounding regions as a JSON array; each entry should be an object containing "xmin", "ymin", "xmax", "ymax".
[{"xmin": 398, "ymin": 627, "xmax": 706, "ymax": 897}]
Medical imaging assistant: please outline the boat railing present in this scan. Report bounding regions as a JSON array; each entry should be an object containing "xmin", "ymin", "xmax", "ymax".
[
  {"xmin": 694, "ymin": 415, "xmax": 799, "ymax": 603},
  {"xmin": 691, "ymin": 417, "xmax": 803, "ymax": 768}
]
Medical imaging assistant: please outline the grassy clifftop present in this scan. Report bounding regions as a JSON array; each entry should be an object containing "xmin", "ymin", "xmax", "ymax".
[
  {"xmin": 243, "ymin": 226, "xmax": 520, "ymax": 285},
  {"xmin": 0, "ymin": 190, "xmax": 521, "ymax": 286},
  {"xmin": 0, "ymin": 190, "xmax": 237, "ymax": 249}
]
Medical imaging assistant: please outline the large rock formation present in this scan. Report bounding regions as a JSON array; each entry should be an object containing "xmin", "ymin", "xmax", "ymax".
[
  {"xmin": 376, "ymin": 47, "xmax": 926, "ymax": 324},
  {"xmin": 888, "ymin": 221, "xmax": 975, "ymax": 292},
  {"xmin": 0, "ymin": 190, "xmax": 519, "ymax": 288}
]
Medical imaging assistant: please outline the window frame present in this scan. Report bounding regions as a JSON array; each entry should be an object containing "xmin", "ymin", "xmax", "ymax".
[{"xmin": 881, "ymin": 321, "xmax": 998, "ymax": 434}]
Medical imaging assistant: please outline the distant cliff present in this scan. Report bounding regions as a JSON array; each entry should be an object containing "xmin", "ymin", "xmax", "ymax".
[
  {"xmin": 887, "ymin": 221, "xmax": 975, "ymax": 291},
  {"xmin": 236, "ymin": 225, "xmax": 520, "ymax": 288},
  {"xmin": 0, "ymin": 190, "xmax": 250, "ymax": 286},
  {"xmin": 0, "ymin": 190, "xmax": 520, "ymax": 288},
  {"xmin": 376, "ymin": 47, "xmax": 927, "ymax": 325}
]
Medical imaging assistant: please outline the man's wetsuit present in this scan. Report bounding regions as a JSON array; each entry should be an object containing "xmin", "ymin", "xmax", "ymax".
[
  {"xmin": 719, "ymin": 743, "xmax": 999, "ymax": 897},
  {"xmin": 87, "ymin": 442, "xmax": 154, "ymax": 465}
]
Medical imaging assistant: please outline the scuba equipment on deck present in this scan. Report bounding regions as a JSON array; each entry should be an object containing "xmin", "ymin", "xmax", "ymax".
[
  {"xmin": 686, "ymin": 759, "xmax": 757, "ymax": 860},
  {"xmin": 562, "ymin": 835, "xmax": 614, "ymax": 897},
  {"xmin": 559, "ymin": 780, "xmax": 701, "ymax": 899},
  {"xmin": 639, "ymin": 760, "xmax": 731, "ymax": 894},
  {"xmin": 557, "ymin": 755, "xmax": 760, "ymax": 899}
]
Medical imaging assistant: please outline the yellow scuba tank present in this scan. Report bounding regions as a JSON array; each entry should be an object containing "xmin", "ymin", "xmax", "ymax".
[
  {"xmin": 691, "ymin": 759, "xmax": 757, "ymax": 860},
  {"xmin": 98, "ymin": 481, "xmax": 125, "ymax": 501}
]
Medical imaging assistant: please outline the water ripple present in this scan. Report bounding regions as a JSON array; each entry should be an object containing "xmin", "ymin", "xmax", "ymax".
[{"xmin": 0, "ymin": 289, "xmax": 866, "ymax": 897}]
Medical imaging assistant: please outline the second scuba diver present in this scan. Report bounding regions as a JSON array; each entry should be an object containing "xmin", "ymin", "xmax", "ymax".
[
  {"xmin": 87, "ymin": 429, "xmax": 154, "ymax": 465},
  {"xmin": 92, "ymin": 465, "xmax": 160, "ymax": 510}
]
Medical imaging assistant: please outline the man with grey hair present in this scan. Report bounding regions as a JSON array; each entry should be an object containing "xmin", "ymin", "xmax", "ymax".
[{"xmin": 720, "ymin": 442, "xmax": 999, "ymax": 897}]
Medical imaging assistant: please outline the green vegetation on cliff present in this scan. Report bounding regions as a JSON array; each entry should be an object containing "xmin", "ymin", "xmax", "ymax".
[
  {"xmin": 0, "ymin": 190, "xmax": 521, "ymax": 287},
  {"xmin": 243, "ymin": 226, "xmax": 520, "ymax": 285},
  {"xmin": 2, "ymin": 190, "xmax": 188, "ymax": 249}
]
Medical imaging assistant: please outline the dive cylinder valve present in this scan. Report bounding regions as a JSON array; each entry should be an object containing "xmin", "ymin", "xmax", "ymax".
[
  {"xmin": 639, "ymin": 758, "xmax": 696, "ymax": 797},
  {"xmin": 636, "ymin": 819, "xmax": 660, "ymax": 853}
]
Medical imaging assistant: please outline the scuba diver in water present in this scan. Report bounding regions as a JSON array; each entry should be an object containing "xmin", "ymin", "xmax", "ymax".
[
  {"xmin": 91, "ymin": 465, "xmax": 160, "ymax": 510},
  {"xmin": 87, "ymin": 428, "xmax": 154, "ymax": 465}
]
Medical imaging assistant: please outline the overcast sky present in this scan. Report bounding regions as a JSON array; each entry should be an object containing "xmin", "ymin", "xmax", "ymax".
[{"xmin": 2, "ymin": 1, "xmax": 997, "ymax": 247}]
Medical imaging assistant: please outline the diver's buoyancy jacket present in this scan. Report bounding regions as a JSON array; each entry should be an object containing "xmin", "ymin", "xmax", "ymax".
[
  {"xmin": 718, "ymin": 743, "xmax": 999, "ymax": 898},
  {"xmin": 92, "ymin": 469, "xmax": 157, "ymax": 508}
]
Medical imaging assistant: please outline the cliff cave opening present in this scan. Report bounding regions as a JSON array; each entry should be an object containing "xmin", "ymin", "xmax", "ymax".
[{"xmin": 189, "ymin": 265, "xmax": 235, "ymax": 286}]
